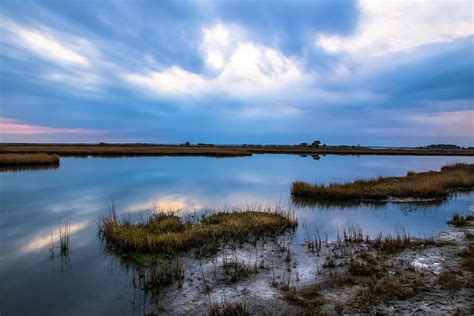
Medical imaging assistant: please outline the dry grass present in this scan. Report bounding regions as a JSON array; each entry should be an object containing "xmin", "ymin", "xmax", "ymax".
[
  {"xmin": 458, "ymin": 243, "xmax": 474, "ymax": 272},
  {"xmin": 99, "ymin": 205, "xmax": 297, "ymax": 254},
  {"xmin": 208, "ymin": 297, "xmax": 249, "ymax": 316},
  {"xmin": 292, "ymin": 163, "xmax": 474, "ymax": 201},
  {"xmin": 2, "ymin": 143, "xmax": 473, "ymax": 157},
  {"xmin": 436, "ymin": 269, "xmax": 465, "ymax": 290},
  {"xmin": 283, "ymin": 285, "xmax": 324, "ymax": 315},
  {"xmin": 0, "ymin": 153, "xmax": 59, "ymax": 166},
  {"xmin": 352, "ymin": 271, "xmax": 422, "ymax": 312},
  {"xmin": 447, "ymin": 213, "xmax": 474, "ymax": 227}
]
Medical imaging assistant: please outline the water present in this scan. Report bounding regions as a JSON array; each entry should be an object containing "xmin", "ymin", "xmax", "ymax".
[{"xmin": 1, "ymin": 155, "xmax": 473, "ymax": 315}]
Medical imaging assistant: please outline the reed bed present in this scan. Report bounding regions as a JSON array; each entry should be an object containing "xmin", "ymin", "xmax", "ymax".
[
  {"xmin": 292, "ymin": 163, "xmax": 474, "ymax": 201},
  {"xmin": 0, "ymin": 153, "xmax": 59, "ymax": 166},
  {"xmin": 99, "ymin": 205, "xmax": 297, "ymax": 253}
]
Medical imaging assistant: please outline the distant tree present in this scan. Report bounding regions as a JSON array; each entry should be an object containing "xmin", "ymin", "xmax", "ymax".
[
  {"xmin": 312, "ymin": 140, "xmax": 321, "ymax": 147},
  {"xmin": 299, "ymin": 142, "xmax": 308, "ymax": 147},
  {"xmin": 184, "ymin": 141, "xmax": 191, "ymax": 146}
]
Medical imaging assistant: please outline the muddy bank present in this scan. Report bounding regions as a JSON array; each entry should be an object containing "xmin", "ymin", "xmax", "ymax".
[{"xmin": 102, "ymin": 211, "xmax": 473, "ymax": 315}]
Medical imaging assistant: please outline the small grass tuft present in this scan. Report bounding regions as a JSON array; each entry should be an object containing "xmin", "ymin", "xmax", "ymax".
[
  {"xmin": 447, "ymin": 213, "xmax": 474, "ymax": 227},
  {"xmin": 208, "ymin": 297, "xmax": 249, "ymax": 316}
]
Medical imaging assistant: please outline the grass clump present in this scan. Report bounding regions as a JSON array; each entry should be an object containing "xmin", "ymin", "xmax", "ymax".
[
  {"xmin": 283, "ymin": 285, "xmax": 324, "ymax": 315},
  {"xmin": 141, "ymin": 259, "xmax": 185, "ymax": 294},
  {"xmin": 353, "ymin": 271, "xmax": 422, "ymax": 312},
  {"xmin": 291, "ymin": 163, "xmax": 474, "ymax": 201},
  {"xmin": 447, "ymin": 213, "xmax": 474, "ymax": 227},
  {"xmin": 458, "ymin": 243, "xmax": 474, "ymax": 272},
  {"xmin": 208, "ymin": 297, "xmax": 249, "ymax": 316},
  {"xmin": 436, "ymin": 269, "xmax": 464, "ymax": 290},
  {"xmin": 99, "ymin": 205, "xmax": 297, "ymax": 254}
]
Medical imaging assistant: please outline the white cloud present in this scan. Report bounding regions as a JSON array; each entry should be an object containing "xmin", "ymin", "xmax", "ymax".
[
  {"xmin": 122, "ymin": 24, "xmax": 311, "ymax": 98},
  {"xmin": 21, "ymin": 220, "xmax": 88, "ymax": 254},
  {"xmin": 122, "ymin": 66, "xmax": 206, "ymax": 95},
  {"xmin": 3, "ymin": 21, "xmax": 93, "ymax": 66},
  {"xmin": 201, "ymin": 23, "xmax": 233, "ymax": 70},
  {"xmin": 316, "ymin": 0, "xmax": 474, "ymax": 57},
  {"xmin": 239, "ymin": 104, "xmax": 301, "ymax": 119}
]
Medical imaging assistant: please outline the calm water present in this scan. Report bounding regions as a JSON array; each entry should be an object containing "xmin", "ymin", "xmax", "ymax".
[{"xmin": 1, "ymin": 155, "xmax": 473, "ymax": 315}]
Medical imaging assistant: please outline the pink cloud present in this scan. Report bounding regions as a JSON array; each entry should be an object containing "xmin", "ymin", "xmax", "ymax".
[{"xmin": 0, "ymin": 117, "xmax": 99, "ymax": 135}]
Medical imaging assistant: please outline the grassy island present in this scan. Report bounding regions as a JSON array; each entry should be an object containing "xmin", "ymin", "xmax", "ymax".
[
  {"xmin": 99, "ymin": 207, "xmax": 297, "ymax": 253},
  {"xmin": 292, "ymin": 163, "xmax": 474, "ymax": 201}
]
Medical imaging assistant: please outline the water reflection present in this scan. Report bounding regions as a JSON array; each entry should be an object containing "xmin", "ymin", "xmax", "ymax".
[
  {"xmin": 291, "ymin": 195, "xmax": 448, "ymax": 210},
  {"xmin": 0, "ymin": 164, "xmax": 60, "ymax": 173}
]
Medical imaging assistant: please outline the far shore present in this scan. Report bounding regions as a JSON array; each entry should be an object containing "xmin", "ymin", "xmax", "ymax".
[{"xmin": 1, "ymin": 143, "xmax": 473, "ymax": 160}]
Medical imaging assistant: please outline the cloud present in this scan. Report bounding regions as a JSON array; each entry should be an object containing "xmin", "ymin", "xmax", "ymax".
[
  {"xmin": 362, "ymin": 110, "xmax": 474, "ymax": 142},
  {"xmin": 122, "ymin": 24, "xmax": 310, "ymax": 99},
  {"xmin": 316, "ymin": 0, "xmax": 473, "ymax": 57},
  {"xmin": 407, "ymin": 110, "xmax": 474, "ymax": 138},
  {"xmin": 21, "ymin": 220, "xmax": 88, "ymax": 254},
  {"xmin": 2, "ymin": 21, "xmax": 94, "ymax": 67},
  {"xmin": 0, "ymin": 117, "xmax": 99, "ymax": 135}
]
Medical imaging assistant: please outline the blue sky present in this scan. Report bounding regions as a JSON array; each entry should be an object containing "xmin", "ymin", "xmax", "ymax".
[{"xmin": 0, "ymin": 0, "xmax": 473, "ymax": 146}]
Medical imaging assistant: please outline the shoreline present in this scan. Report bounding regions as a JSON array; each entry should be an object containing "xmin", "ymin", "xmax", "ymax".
[{"xmin": 1, "ymin": 143, "xmax": 473, "ymax": 158}]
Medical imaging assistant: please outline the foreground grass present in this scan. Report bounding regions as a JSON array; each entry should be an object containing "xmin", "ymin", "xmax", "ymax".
[
  {"xmin": 283, "ymin": 223, "xmax": 469, "ymax": 314},
  {"xmin": 99, "ymin": 206, "xmax": 297, "ymax": 254},
  {"xmin": 0, "ymin": 153, "xmax": 59, "ymax": 166},
  {"xmin": 292, "ymin": 163, "xmax": 474, "ymax": 201}
]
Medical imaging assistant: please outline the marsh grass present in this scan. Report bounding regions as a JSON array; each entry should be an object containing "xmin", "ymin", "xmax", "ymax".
[
  {"xmin": 59, "ymin": 214, "xmax": 71, "ymax": 256},
  {"xmin": 140, "ymin": 259, "xmax": 185, "ymax": 294},
  {"xmin": 284, "ymin": 224, "xmax": 459, "ymax": 314},
  {"xmin": 0, "ymin": 153, "xmax": 59, "ymax": 166},
  {"xmin": 353, "ymin": 271, "xmax": 422, "ymax": 312},
  {"xmin": 222, "ymin": 256, "xmax": 256, "ymax": 283},
  {"xmin": 208, "ymin": 296, "xmax": 249, "ymax": 316},
  {"xmin": 292, "ymin": 163, "xmax": 474, "ymax": 201},
  {"xmin": 436, "ymin": 269, "xmax": 464, "ymax": 289},
  {"xmin": 99, "ymin": 204, "xmax": 297, "ymax": 254},
  {"xmin": 458, "ymin": 244, "xmax": 474, "ymax": 272},
  {"xmin": 49, "ymin": 227, "xmax": 55, "ymax": 258},
  {"xmin": 447, "ymin": 213, "xmax": 474, "ymax": 227}
]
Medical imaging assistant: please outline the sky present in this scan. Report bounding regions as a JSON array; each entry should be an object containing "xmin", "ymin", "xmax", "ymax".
[{"xmin": 0, "ymin": 0, "xmax": 473, "ymax": 146}]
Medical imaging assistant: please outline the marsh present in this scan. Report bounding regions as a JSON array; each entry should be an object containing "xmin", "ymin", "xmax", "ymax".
[{"xmin": 1, "ymin": 154, "xmax": 474, "ymax": 314}]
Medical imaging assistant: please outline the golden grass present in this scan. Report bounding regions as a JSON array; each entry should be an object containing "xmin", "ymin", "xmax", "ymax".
[
  {"xmin": 292, "ymin": 163, "xmax": 474, "ymax": 201},
  {"xmin": 99, "ymin": 206, "xmax": 297, "ymax": 253},
  {"xmin": 0, "ymin": 153, "xmax": 60, "ymax": 166}
]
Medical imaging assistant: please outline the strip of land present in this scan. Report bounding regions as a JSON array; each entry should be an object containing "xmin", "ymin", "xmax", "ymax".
[
  {"xmin": 1, "ymin": 143, "xmax": 473, "ymax": 158},
  {"xmin": 0, "ymin": 153, "xmax": 60, "ymax": 166},
  {"xmin": 292, "ymin": 163, "xmax": 474, "ymax": 201}
]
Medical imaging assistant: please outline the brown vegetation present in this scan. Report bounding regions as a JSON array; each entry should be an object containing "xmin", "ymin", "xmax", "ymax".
[
  {"xmin": 208, "ymin": 297, "xmax": 249, "ymax": 316},
  {"xmin": 292, "ymin": 163, "xmax": 474, "ymax": 201},
  {"xmin": 0, "ymin": 153, "xmax": 59, "ymax": 166},
  {"xmin": 1, "ymin": 143, "xmax": 473, "ymax": 158},
  {"xmin": 99, "ymin": 206, "xmax": 297, "ymax": 254},
  {"xmin": 447, "ymin": 213, "xmax": 474, "ymax": 227}
]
